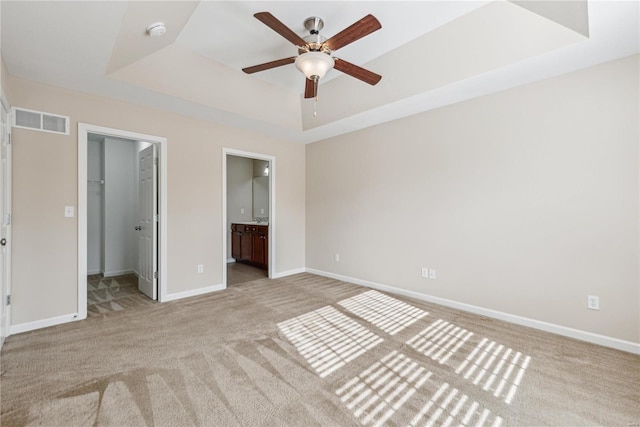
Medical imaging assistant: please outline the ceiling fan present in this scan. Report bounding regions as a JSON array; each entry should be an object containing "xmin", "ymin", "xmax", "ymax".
[{"xmin": 242, "ymin": 12, "xmax": 382, "ymax": 99}]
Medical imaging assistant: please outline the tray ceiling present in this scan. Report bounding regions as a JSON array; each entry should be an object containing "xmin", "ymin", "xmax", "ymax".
[{"xmin": 1, "ymin": 1, "xmax": 638, "ymax": 143}]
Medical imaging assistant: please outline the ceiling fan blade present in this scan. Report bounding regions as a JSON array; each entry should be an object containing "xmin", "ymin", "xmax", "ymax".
[
  {"xmin": 254, "ymin": 12, "xmax": 307, "ymax": 47},
  {"xmin": 304, "ymin": 78, "xmax": 316, "ymax": 99},
  {"xmin": 324, "ymin": 14, "xmax": 381, "ymax": 51},
  {"xmin": 334, "ymin": 58, "xmax": 382, "ymax": 85},
  {"xmin": 242, "ymin": 57, "xmax": 296, "ymax": 74}
]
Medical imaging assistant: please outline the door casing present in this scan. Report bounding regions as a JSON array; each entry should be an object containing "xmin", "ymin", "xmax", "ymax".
[
  {"xmin": 78, "ymin": 123, "xmax": 168, "ymax": 319},
  {"xmin": 0, "ymin": 95, "xmax": 12, "ymax": 346}
]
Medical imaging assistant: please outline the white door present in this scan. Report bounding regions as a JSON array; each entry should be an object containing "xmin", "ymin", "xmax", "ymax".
[
  {"xmin": 0, "ymin": 102, "xmax": 12, "ymax": 345},
  {"xmin": 137, "ymin": 144, "xmax": 157, "ymax": 300}
]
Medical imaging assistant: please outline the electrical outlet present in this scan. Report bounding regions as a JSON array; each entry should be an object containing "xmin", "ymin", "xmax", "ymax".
[
  {"xmin": 334, "ymin": 253, "xmax": 340, "ymax": 262},
  {"xmin": 429, "ymin": 269, "xmax": 437, "ymax": 279},
  {"xmin": 197, "ymin": 264, "xmax": 204, "ymax": 273},
  {"xmin": 421, "ymin": 268, "xmax": 429, "ymax": 278},
  {"xmin": 587, "ymin": 295, "xmax": 599, "ymax": 310},
  {"xmin": 240, "ymin": 208, "xmax": 245, "ymax": 214}
]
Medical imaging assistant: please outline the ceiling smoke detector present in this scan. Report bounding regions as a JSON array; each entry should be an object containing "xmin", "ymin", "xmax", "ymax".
[{"xmin": 146, "ymin": 22, "xmax": 167, "ymax": 37}]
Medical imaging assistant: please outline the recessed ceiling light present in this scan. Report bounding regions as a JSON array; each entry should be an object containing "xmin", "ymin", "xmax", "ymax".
[{"xmin": 146, "ymin": 22, "xmax": 167, "ymax": 37}]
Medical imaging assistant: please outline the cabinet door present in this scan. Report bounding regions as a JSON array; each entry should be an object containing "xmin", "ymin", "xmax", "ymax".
[
  {"xmin": 231, "ymin": 231, "xmax": 241, "ymax": 260},
  {"xmin": 240, "ymin": 232, "xmax": 252, "ymax": 261},
  {"xmin": 263, "ymin": 234, "xmax": 268, "ymax": 268},
  {"xmin": 251, "ymin": 234, "xmax": 265, "ymax": 266}
]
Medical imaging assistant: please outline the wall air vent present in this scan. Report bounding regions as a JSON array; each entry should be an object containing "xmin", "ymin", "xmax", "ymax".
[{"xmin": 11, "ymin": 107, "xmax": 70, "ymax": 135}]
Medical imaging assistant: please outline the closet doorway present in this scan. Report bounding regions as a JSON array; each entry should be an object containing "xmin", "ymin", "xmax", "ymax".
[{"xmin": 78, "ymin": 124, "xmax": 167, "ymax": 320}]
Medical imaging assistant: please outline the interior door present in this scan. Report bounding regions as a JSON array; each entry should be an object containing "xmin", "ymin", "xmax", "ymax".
[
  {"xmin": 1, "ymin": 102, "xmax": 12, "ymax": 345},
  {"xmin": 137, "ymin": 144, "xmax": 157, "ymax": 300}
]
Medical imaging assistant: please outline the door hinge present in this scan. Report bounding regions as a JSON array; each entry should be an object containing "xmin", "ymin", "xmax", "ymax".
[
  {"xmin": 154, "ymin": 214, "xmax": 159, "ymax": 222},
  {"xmin": 5, "ymin": 213, "xmax": 10, "ymax": 226},
  {"xmin": 6, "ymin": 295, "xmax": 10, "ymax": 305},
  {"xmin": 154, "ymin": 157, "xmax": 158, "ymax": 166},
  {"xmin": 7, "ymin": 133, "xmax": 11, "ymax": 145},
  {"xmin": 153, "ymin": 271, "xmax": 158, "ymax": 279}
]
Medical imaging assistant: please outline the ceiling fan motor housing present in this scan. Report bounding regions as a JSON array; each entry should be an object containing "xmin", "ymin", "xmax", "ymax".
[
  {"xmin": 304, "ymin": 16, "xmax": 324, "ymax": 34},
  {"xmin": 303, "ymin": 17, "xmax": 329, "ymax": 52}
]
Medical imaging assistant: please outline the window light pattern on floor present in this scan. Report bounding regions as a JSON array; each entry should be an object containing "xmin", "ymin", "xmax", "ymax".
[
  {"xmin": 409, "ymin": 382, "xmax": 503, "ymax": 427},
  {"xmin": 338, "ymin": 290, "xmax": 428, "ymax": 335},
  {"xmin": 455, "ymin": 338, "xmax": 531, "ymax": 404},
  {"xmin": 277, "ymin": 306, "xmax": 383, "ymax": 378},
  {"xmin": 336, "ymin": 351, "xmax": 432, "ymax": 427},
  {"xmin": 407, "ymin": 319, "xmax": 474, "ymax": 364}
]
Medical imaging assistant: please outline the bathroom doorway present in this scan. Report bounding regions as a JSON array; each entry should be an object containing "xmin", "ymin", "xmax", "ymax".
[{"xmin": 222, "ymin": 149, "xmax": 275, "ymax": 288}]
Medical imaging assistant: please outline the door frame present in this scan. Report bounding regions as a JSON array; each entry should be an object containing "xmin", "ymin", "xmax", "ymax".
[
  {"xmin": 78, "ymin": 123, "xmax": 168, "ymax": 319},
  {"xmin": 222, "ymin": 148, "xmax": 275, "ymax": 287},
  {"xmin": 0, "ymin": 93, "xmax": 12, "ymax": 346}
]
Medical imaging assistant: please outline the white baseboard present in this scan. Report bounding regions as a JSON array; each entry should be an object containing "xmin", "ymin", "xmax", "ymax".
[
  {"xmin": 104, "ymin": 269, "xmax": 135, "ymax": 278},
  {"xmin": 10, "ymin": 313, "xmax": 79, "ymax": 335},
  {"xmin": 305, "ymin": 268, "xmax": 640, "ymax": 355},
  {"xmin": 87, "ymin": 269, "xmax": 102, "ymax": 276},
  {"xmin": 272, "ymin": 267, "xmax": 306, "ymax": 279},
  {"xmin": 227, "ymin": 258, "xmax": 236, "ymax": 263},
  {"xmin": 163, "ymin": 284, "xmax": 225, "ymax": 302}
]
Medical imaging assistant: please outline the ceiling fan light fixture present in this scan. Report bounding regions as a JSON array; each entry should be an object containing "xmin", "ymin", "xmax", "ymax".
[{"xmin": 295, "ymin": 52, "xmax": 334, "ymax": 80}]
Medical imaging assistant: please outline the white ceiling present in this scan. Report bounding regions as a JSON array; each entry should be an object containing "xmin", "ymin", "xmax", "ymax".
[{"xmin": 1, "ymin": 1, "xmax": 638, "ymax": 144}]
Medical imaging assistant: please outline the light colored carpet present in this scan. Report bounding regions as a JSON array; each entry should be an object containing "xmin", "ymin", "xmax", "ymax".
[{"xmin": 1, "ymin": 273, "xmax": 638, "ymax": 426}]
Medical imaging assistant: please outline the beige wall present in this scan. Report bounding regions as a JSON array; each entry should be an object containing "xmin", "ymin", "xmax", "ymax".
[
  {"xmin": 7, "ymin": 75, "xmax": 305, "ymax": 325},
  {"xmin": 306, "ymin": 55, "xmax": 639, "ymax": 343}
]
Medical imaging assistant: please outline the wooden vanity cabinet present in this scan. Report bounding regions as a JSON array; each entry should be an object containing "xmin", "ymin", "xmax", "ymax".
[
  {"xmin": 231, "ymin": 225, "xmax": 251, "ymax": 262},
  {"xmin": 231, "ymin": 224, "xmax": 268, "ymax": 269},
  {"xmin": 251, "ymin": 226, "xmax": 268, "ymax": 268}
]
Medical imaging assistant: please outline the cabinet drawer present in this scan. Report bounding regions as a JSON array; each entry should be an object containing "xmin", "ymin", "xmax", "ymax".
[{"xmin": 231, "ymin": 224, "xmax": 267, "ymax": 233}]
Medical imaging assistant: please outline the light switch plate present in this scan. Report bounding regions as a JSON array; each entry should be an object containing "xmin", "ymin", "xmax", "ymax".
[{"xmin": 64, "ymin": 206, "xmax": 74, "ymax": 217}]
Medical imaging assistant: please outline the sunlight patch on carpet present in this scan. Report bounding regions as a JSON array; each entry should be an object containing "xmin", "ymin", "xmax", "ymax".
[
  {"xmin": 336, "ymin": 350, "xmax": 432, "ymax": 427},
  {"xmin": 338, "ymin": 290, "xmax": 428, "ymax": 335},
  {"xmin": 278, "ymin": 306, "xmax": 383, "ymax": 378},
  {"xmin": 455, "ymin": 338, "xmax": 531, "ymax": 404},
  {"xmin": 407, "ymin": 319, "xmax": 474, "ymax": 364},
  {"xmin": 409, "ymin": 382, "xmax": 503, "ymax": 427}
]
